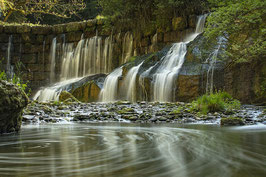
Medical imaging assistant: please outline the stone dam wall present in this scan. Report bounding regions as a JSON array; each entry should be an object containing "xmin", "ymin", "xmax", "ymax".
[{"xmin": 0, "ymin": 16, "xmax": 197, "ymax": 91}]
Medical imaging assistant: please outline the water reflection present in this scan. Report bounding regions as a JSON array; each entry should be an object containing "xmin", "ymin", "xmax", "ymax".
[{"xmin": 0, "ymin": 123, "xmax": 266, "ymax": 177}]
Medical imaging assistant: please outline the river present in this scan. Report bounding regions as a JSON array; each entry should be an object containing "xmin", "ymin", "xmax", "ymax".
[{"xmin": 0, "ymin": 123, "xmax": 266, "ymax": 177}]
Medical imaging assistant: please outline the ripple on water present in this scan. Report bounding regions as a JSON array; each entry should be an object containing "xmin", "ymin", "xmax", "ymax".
[{"xmin": 0, "ymin": 123, "xmax": 266, "ymax": 177}]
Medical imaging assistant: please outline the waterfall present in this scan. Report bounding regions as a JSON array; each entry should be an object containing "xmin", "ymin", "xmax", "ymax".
[
  {"xmin": 6, "ymin": 35, "xmax": 13, "ymax": 79},
  {"xmin": 153, "ymin": 15, "xmax": 207, "ymax": 102},
  {"xmin": 99, "ymin": 67, "xmax": 123, "ymax": 102},
  {"xmin": 34, "ymin": 35, "xmax": 114, "ymax": 102},
  {"xmin": 49, "ymin": 38, "xmax": 57, "ymax": 83},
  {"xmin": 139, "ymin": 65, "xmax": 155, "ymax": 101},
  {"xmin": 60, "ymin": 35, "xmax": 113, "ymax": 81},
  {"xmin": 121, "ymin": 32, "xmax": 133, "ymax": 64},
  {"xmin": 124, "ymin": 62, "xmax": 144, "ymax": 102},
  {"xmin": 205, "ymin": 37, "xmax": 223, "ymax": 94},
  {"xmin": 33, "ymin": 78, "xmax": 82, "ymax": 102}
]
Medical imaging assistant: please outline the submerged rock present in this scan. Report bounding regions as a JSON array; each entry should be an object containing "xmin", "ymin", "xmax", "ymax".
[
  {"xmin": 220, "ymin": 117, "xmax": 245, "ymax": 126},
  {"xmin": 0, "ymin": 80, "xmax": 29, "ymax": 134}
]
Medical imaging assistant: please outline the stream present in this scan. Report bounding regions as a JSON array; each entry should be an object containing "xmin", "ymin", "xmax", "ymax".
[{"xmin": 1, "ymin": 123, "xmax": 266, "ymax": 177}]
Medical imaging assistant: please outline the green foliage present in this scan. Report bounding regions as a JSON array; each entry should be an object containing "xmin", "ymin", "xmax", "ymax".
[
  {"xmin": 191, "ymin": 91, "xmax": 241, "ymax": 114},
  {"xmin": 205, "ymin": 0, "xmax": 266, "ymax": 63},
  {"xmin": 97, "ymin": 0, "xmax": 208, "ymax": 33},
  {"xmin": 0, "ymin": 59, "xmax": 30, "ymax": 95}
]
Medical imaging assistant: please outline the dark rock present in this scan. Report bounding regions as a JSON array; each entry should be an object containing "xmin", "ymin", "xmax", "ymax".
[
  {"xmin": 221, "ymin": 117, "xmax": 245, "ymax": 126},
  {"xmin": 0, "ymin": 80, "xmax": 29, "ymax": 134}
]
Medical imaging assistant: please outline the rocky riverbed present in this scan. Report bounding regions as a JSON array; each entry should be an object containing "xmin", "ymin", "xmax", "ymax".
[{"xmin": 22, "ymin": 101, "xmax": 266, "ymax": 126}]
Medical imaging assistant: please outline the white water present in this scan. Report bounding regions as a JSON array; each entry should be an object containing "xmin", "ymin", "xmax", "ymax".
[
  {"xmin": 121, "ymin": 32, "xmax": 133, "ymax": 64},
  {"xmin": 205, "ymin": 40, "xmax": 222, "ymax": 94},
  {"xmin": 99, "ymin": 67, "xmax": 123, "ymax": 102},
  {"xmin": 49, "ymin": 38, "xmax": 57, "ymax": 83},
  {"xmin": 6, "ymin": 35, "xmax": 13, "ymax": 79},
  {"xmin": 33, "ymin": 78, "xmax": 82, "ymax": 102},
  {"xmin": 139, "ymin": 65, "xmax": 155, "ymax": 101},
  {"xmin": 153, "ymin": 15, "xmax": 207, "ymax": 102},
  {"xmin": 35, "ymin": 35, "xmax": 114, "ymax": 102},
  {"xmin": 124, "ymin": 62, "xmax": 144, "ymax": 102},
  {"xmin": 60, "ymin": 35, "xmax": 113, "ymax": 81}
]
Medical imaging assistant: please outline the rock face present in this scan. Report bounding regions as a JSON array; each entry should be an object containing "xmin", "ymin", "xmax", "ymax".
[
  {"xmin": 0, "ymin": 80, "xmax": 29, "ymax": 134},
  {"xmin": 72, "ymin": 81, "xmax": 101, "ymax": 102}
]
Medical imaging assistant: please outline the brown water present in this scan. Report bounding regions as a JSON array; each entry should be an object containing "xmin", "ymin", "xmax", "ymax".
[{"xmin": 0, "ymin": 123, "xmax": 266, "ymax": 177}]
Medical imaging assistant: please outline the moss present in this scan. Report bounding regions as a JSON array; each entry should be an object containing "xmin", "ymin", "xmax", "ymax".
[
  {"xmin": 117, "ymin": 108, "xmax": 135, "ymax": 114},
  {"xmin": 221, "ymin": 117, "xmax": 244, "ymax": 126},
  {"xmin": 59, "ymin": 91, "xmax": 79, "ymax": 102},
  {"xmin": 71, "ymin": 81, "xmax": 100, "ymax": 103}
]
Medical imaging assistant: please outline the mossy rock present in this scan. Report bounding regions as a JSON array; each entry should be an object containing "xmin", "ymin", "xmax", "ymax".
[
  {"xmin": 172, "ymin": 17, "xmax": 187, "ymax": 31},
  {"xmin": 0, "ymin": 80, "xmax": 29, "ymax": 134},
  {"xmin": 59, "ymin": 91, "xmax": 79, "ymax": 103},
  {"xmin": 71, "ymin": 81, "xmax": 100, "ymax": 103},
  {"xmin": 221, "ymin": 117, "xmax": 245, "ymax": 126},
  {"xmin": 117, "ymin": 108, "xmax": 135, "ymax": 114}
]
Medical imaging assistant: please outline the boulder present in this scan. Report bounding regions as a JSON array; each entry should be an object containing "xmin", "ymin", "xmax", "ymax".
[
  {"xmin": 72, "ymin": 81, "xmax": 101, "ymax": 102},
  {"xmin": 59, "ymin": 91, "xmax": 79, "ymax": 103},
  {"xmin": 0, "ymin": 80, "xmax": 29, "ymax": 134}
]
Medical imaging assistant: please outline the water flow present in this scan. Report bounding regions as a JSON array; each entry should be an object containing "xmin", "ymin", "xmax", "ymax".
[
  {"xmin": 124, "ymin": 62, "xmax": 143, "ymax": 102},
  {"xmin": 205, "ymin": 39, "xmax": 222, "ymax": 94},
  {"xmin": 121, "ymin": 32, "xmax": 133, "ymax": 64},
  {"xmin": 100, "ymin": 67, "xmax": 123, "ymax": 102},
  {"xmin": 60, "ymin": 36, "xmax": 113, "ymax": 81},
  {"xmin": 6, "ymin": 35, "xmax": 13, "ymax": 79},
  {"xmin": 153, "ymin": 15, "xmax": 207, "ymax": 102},
  {"xmin": 139, "ymin": 65, "xmax": 155, "ymax": 101},
  {"xmin": 50, "ymin": 38, "xmax": 57, "ymax": 83},
  {"xmin": 33, "ymin": 78, "xmax": 82, "ymax": 102},
  {"xmin": 35, "ymin": 35, "xmax": 114, "ymax": 102}
]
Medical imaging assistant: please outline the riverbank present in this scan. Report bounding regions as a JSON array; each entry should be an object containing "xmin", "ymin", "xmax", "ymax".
[{"xmin": 22, "ymin": 101, "xmax": 265, "ymax": 126}]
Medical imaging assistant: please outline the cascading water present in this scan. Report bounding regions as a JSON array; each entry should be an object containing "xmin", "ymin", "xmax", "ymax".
[
  {"xmin": 206, "ymin": 41, "xmax": 221, "ymax": 94},
  {"xmin": 34, "ymin": 35, "xmax": 114, "ymax": 102},
  {"xmin": 49, "ymin": 38, "xmax": 57, "ymax": 83},
  {"xmin": 153, "ymin": 15, "xmax": 207, "ymax": 102},
  {"xmin": 99, "ymin": 67, "xmax": 123, "ymax": 102},
  {"xmin": 139, "ymin": 65, "xmax": 155, "ymax": 101},
  {"xmin": 33, "ymin": 78, "xmax": 83, "ymax": 102},
  {"xmin": 121, "ymin": 32, "xmax": 133, "ymax": 64},
  {"xmin": 60, "ymin": 35, "xmax": 113, "ymax": 81},
  {"xmin": 6, "ymin": 35, "xmax": 13, "ymax": 79},
  {"xmin": 124, "ymin": 62, "xmax": 144, "ymax": 102}
]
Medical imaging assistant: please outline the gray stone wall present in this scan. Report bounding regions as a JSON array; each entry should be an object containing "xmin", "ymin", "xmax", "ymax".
[{"xmin": 0, "ymin": 16, "xmax": 197, "ymax": 92}]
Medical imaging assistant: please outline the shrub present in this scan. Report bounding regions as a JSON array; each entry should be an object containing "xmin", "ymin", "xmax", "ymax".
[{"xmin": 191, "ymin": 91, "xmax": 240, "ymax": 114}]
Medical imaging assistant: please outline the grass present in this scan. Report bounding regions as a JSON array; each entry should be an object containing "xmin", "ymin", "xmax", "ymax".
[{"xmin": 191, "ymin": 91, "xmax": 241, "ymax": 114}]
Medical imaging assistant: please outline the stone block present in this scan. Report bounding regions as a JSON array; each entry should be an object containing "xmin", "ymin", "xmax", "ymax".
[
  {"xmin": 65, "ymin": 22, "xmax": 80, "ymax": 32},
  {"xmin": 164, "ymin": 31, "xmax": 181, "ymax": 43},
  {"xmin": 52, "ymin": 24, "xmax": 66, "ymax": 34},
  {"xmin": 4, "ymin": 25, "xmax": 17, "ymax": 33},
  {"xmin": 21, "ymin": 33, "xmax": 35, "ymax": 43},
  {"xmin": 172, "ymin": 17, "xmax": 187, "ymax": 31},
  {"xmin": 22, "ymin": 43, "xmax": 43, "ymax": 53},
  {"xmin": 32, "ymin": 26, "xmax": 52, "ymax": 34},
  {"xmin": 176, "ymin": 75, "xmax": 200, "ymax": 101},
  {"xmin": 27, "ymin": 64, "xmax": 43, "ymax": 72},
  {"xmin": 65, "ymin": 32, "xmax": 83, "ymax": 42},
  {"xmin": 0, "ymin": 34, "xmax": 10, "ymax": 43},
  {"xmin": 16, "ymin": 25, "xmax": 31, "ymax": 33},
  {"xmin": 21, "ymin": 53, "xmax": 37, "ymax": 64}
]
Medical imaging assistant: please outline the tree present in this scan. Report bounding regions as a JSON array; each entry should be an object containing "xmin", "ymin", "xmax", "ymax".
[
  {"xmin": 205, "ymin": 0, "xmax": 266, "ymax": 63},
  {"xmin": 0, "ymin": 0, "xmax": 85, "ymax": 22}
]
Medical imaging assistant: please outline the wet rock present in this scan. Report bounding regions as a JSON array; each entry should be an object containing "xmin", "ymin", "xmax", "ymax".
[
  {"xmin": 221, "ymin": 117, "xmax": 245, "ymax": 126},
  {"xmin": 72, "ymin": 81, "xmax": 101, "ymax": 103},
  {"xmin": 0, "ymin": 80, "xmax": 29, "ymax": 134},
  {"xmin": 59, "ymin": 91, "xmax": 79, "ymax": 102}
]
